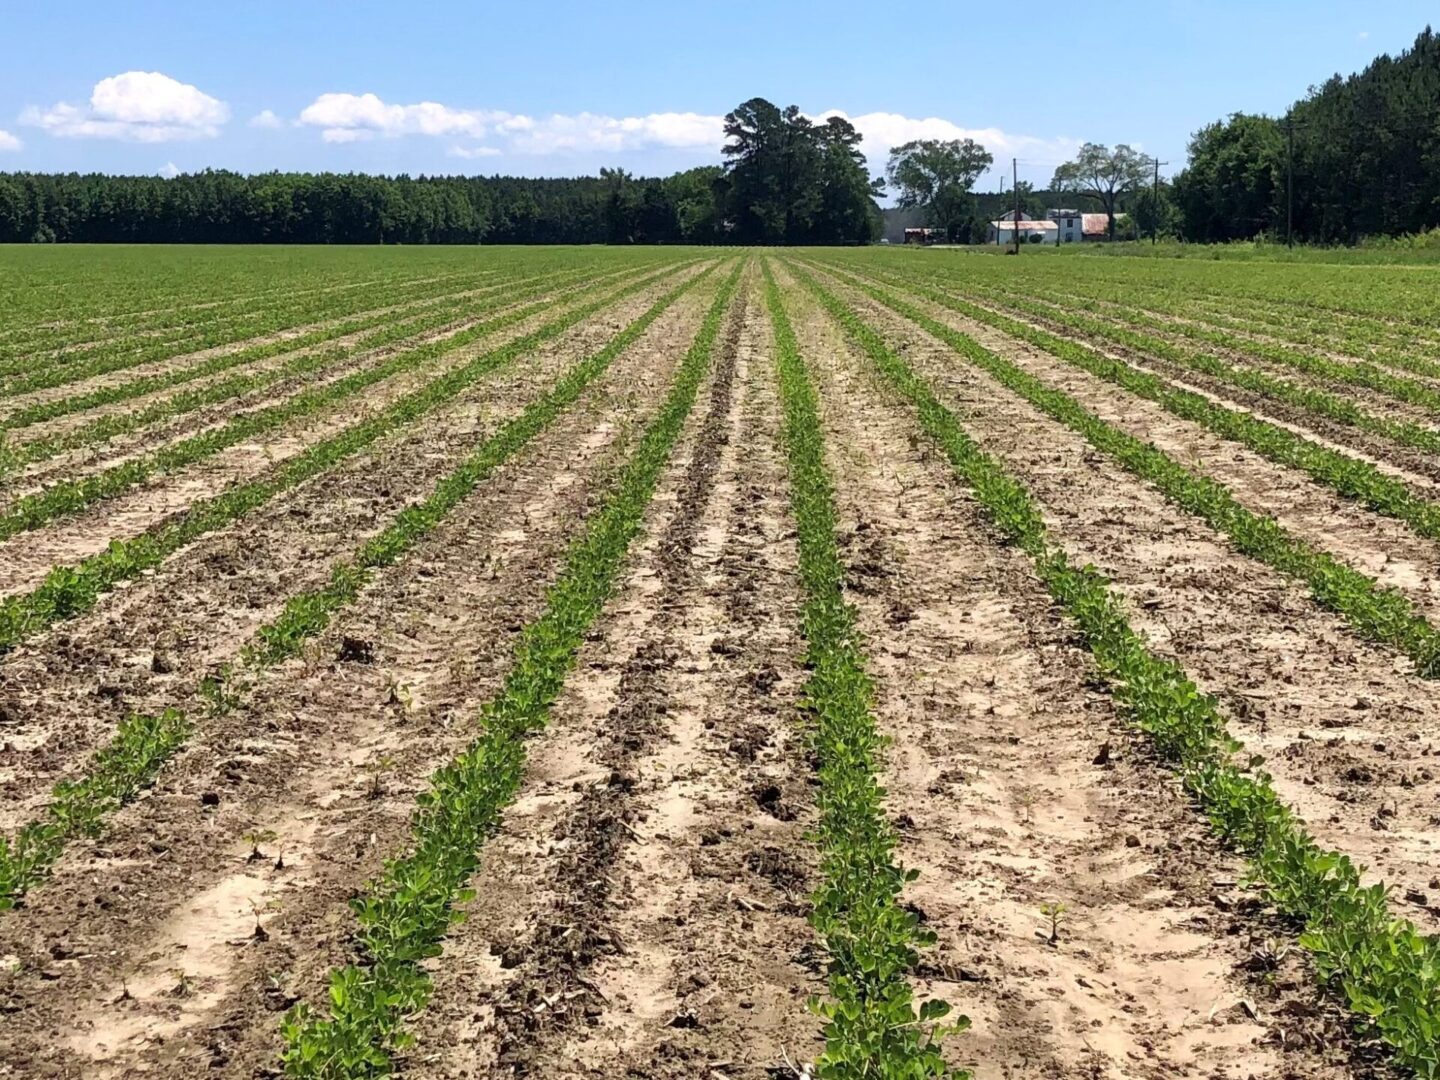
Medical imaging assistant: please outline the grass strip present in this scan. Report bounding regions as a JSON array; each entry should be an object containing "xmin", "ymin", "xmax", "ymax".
[
  {"xmin": 763, "ymin": 263, "xmax": 969, "ymax": 1080},
  {"xmin": 797, "ymin": 267, "xmax": 1440, "ymax": 1080},
  {"xmin": 276, "ymin": 263, "xmax": 740, "ymax": 1080},
  {"xmin": 0, "ymin": 262, "xmax": 726, "ymax": 912},
  {"xmin": 813, "ymin": 262, "xmax": 1440, "ymax": 545},
  {"xmin": 0, "ymin": 267, "xmax": 620, "ymax": 474},
  {"xmin": 799, "ymin": 263, "xmax": 1440, "ymax": 677},
  {"xmin": 0, "ymin": 262, "xmax": 692, "ymax": 541},
  {"xmin": 0, "ymin": 261, "xmax": 702, "ymax": 655}
]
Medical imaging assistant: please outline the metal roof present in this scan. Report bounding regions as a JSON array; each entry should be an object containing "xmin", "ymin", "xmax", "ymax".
[
  {"xmin": 1082, "ymin": 213, "xmax": 1111, "ymax": 235},
  {"xmin": 990, "ymin": 219, "xmax": 1057, "ymax": 230}
]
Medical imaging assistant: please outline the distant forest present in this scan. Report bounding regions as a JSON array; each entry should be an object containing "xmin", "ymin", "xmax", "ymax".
[
  {"xmin": 2, "ymin": 29, "xmax": 1438, "ymax": 246},
  {"xmin": 0, "ymin": 97, "xmax": 881, "ymax": 246},
  {"xmin": 1172, "ymin": 27, "xmax": 1440, "ymax": 244}
]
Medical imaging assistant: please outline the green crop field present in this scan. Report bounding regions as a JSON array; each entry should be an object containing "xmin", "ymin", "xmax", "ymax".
[{"xmin": 3, "ymin": 244, "xmax": 1440, "ymax": 1078}]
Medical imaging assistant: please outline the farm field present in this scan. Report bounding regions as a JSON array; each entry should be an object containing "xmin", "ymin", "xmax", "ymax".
[{"xmin": 2, "ymin": 244, "xmax": 1440, "ymax": 1079}]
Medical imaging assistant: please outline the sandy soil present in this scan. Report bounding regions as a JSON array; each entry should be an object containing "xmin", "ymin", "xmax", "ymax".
[
  {"xmin": 0, "ymin": 256, "xmax": 1423, "ymax": 1080},
  {"xmin": 776, "ymin": 269, "xmax": 1369, "ymax": 1079},
  {"xmin": 0, "ymin": 270, "xmax": 723, "ymax": 1080},
  {"xmin": 0, "ymin": 264, "xmax": 709, "ymax": 600},
  {"xmin": 0, "ymin": 268, "xmax": 718, "ymax": 826},
  {"xmin": 803, "ymin": 266, "xmax": 1440, "ymax": 944}
]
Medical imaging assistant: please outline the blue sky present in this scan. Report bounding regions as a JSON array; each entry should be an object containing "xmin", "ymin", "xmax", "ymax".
[{"xmin": 0, "ymin": 1, "xmax": 1431, "ymax": 189}]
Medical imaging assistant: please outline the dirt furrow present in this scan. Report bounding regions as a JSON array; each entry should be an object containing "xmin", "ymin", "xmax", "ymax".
[
  {"xmin": 955, "ymin": 290, "xmax": 1440, "ymax": 490},
  {"xmin": 856, "ymin": 282, "xmax": 1440, "ymax": 625},
  {"xmin": 0, "ymin": 277, "xmax": 714, "ymax": 1080},
  {"xmin": 785, "ymin": 273, "xmax": 1369, "ymax": 1080},
  {"xmin": 810, "ymin": 274, "xmax": 1440, "ymax": 942},
  {"xmin": 0, "ymin": 276, "xmax": 508, "ymax": 416},
  {"xmin": 407, "ymin": 277, "xmax": 823, "ymax": 1079},
  {"xmin": 0, "ymin": 290, "xmax": 563, "ymax": 507},
  {"xmin": 0, "ymin": 274, "xmax": 714, "ymax": 828},
  {"xmin": 0, "ymin": 267, "xmax": 702, "ymax": 601}
]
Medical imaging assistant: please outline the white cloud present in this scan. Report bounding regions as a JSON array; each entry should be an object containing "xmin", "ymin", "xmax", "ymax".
[
  {"xmin": 297, "ymin": 92, "xmax": 724, "ymax": 155},
  {"xmin": 248, "ymin": 109, "xmax": 284, "ymax": 129},
  {"xmin": 290, "ymin": 92, "xmax": 1073, "ymax": 175},
  {"xmin": 1358, "ymin": 30, "xmax": 1370, "ymax": 40},
  {"xmin": 22, "ymin": 71, "xmax": 229, "ymax": 142},
  {"xmin": 0, "ymin": 129, "xmax": 21, "ymax": 152},
  {"xmin": 816, "ymin": 110, "xmax": 1080, "ymax": 171},
  {"xmin": 159, "ymin": 161, "xmax": 180, "ymax": 178},
  {"xmin": 447, "ymin": 144, "xmax": 503, "ymax": 159}
]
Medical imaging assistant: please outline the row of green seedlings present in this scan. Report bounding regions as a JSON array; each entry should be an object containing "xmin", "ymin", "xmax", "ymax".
[
  {"xmin": 1009, "ymin": 273, "xmax": 1440, "ymax": 376},
  {"xmin": 1007, "ymin": 273, "xmax": 1440, "ymax": 413},
  {"xmin": 0, "ymin": 263, "xmax": 727, "ymax": 912},
  {"xmin": 0, "ymin": 260, "xmax": 707, "ymax": 655},
  {"xmin": 0, "ymin": 265, "xmax": 586, "ymax": 431},
  {"xmin": 945, "ymin": 275, "xmax": 1440, "ymax": 459},
  {"xmin": 0, "ymin": 259, "xmax": 700, "ymax": 541},
  {"xmin": 1019, "ymin": 261, "xmax": 1440, "ymax": 368},
  {"xmin": 798, "ymin": 271, "xmax": 1440, "ymax": 1080},
  {"xmin": 817, "ymin": 261, "xmax": 1440, "ymax": 546},
  {"xmin": 763, "ymin": 263, "xmax": 970, "ymax": 1080},
  {"xmin": 1053, "ymin": 259, "xmax": 1440, "ymax": 339},
  {"xmin": 278, "ymin": 266, "xmax": 741, "ymax": 1079},
  {"xmin": 0, "ymin": 266, "xmax": 504, "ymax": 391},
  {"xmin": 799, "ymin": 262, "xmax": 1440, "ymax": 677},
  {"xmin": 0, "ymin": 264, "xmax": 631, "ymax": 476},
  {"xmin": 0, "ymin": 266, "xmax": 482, "ymax": 361}
]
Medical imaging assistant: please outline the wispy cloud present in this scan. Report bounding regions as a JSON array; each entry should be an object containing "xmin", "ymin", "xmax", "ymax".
[
  {"xmin": 291, "ymin": 91, "xmax": 1074, "ymax": 171},
  {"xmin": 0, "ymin": 129, "xmax": 21, "ymax": 152},
  {"xmin": 248, "ymin": 109, "xmax": 284, "ymax": 130},
  {"xmin": 22, "ymin": 71, "xmax": 229, "ymax": 142}
]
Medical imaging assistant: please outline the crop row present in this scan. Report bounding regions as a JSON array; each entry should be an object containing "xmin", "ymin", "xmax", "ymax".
[
  {"xmin": 817, "ymin": 261, "xmax": 1440, "ymax": 548},
  {"xmin": 763, "ymin": 263, "xmax": 969, "ymax": 1080},
  {"xmin": 801, "ymin": 262, "xmax": 1440, "ymax": 676},
  {"xmin": 0, "ymin": 264, "xmax": 630, "ymax": 476},
  {"xmin": 949, "ymin": 279, "xmax": 1440, "ymax": 459},
  {"xmin": 0, "ymin": 268, "xmax": 481, "ymax": 358},
  {"xmin": 0, "ymin": 261, "xmax": 684, "ymax": 541},
  {"xmin": 796, "ymin": 267, "xmax": 1440, "ymax": 1079},
  {"xmin": 1033, "ymin": 277, "xmax": 1440, "ymax": 373},
  {"xmin": 0, "ymin": 261, "xmax": 725, "ymax": 912},
  {"xmin": 0, "ymin": 267, "xmax": 506, "ymax": 392},
  {"xmin": 278, "ymin": 264, "xmax": 741, "ymax": 1078},
  {"xmin": 0, "ymin": 261, "xmax": 704, "ymax": 654}
]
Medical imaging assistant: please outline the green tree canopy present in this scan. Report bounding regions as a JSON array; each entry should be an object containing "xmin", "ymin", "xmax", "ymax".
[
  {"xmin": 1051, "ymin": 143, "xmax": 1152, "ymax": 239},
  {"xmin": 884, "ymin": 138, "xmax": 993, "ymax": 242}
]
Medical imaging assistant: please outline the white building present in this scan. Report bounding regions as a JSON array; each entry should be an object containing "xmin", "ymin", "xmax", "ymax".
[
  {"xmin": 1047, "ymin": 208, "xmax": 1084, "ymax": 243},
  {"xmin": 988, "ymin": 219, "xmax": 1058, "ymax": 245}
]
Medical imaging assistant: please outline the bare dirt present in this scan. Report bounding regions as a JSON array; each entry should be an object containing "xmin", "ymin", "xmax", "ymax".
[
  {"xmin": 1, "ymin": 255, "xmax": 1429, "ymax": 1080},
  {"xmin": 809, "ymin": 265, "xmax": 1440, "ymax": 944},
  {"xmin": 0, "ymin": 268, "xmax": 725, "ymax": 1079},
  {"xmin": 780, "ymin": 268, "xmax": 1373, "ymax": 1079}
]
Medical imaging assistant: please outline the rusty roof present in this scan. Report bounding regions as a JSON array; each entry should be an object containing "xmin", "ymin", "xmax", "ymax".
[
  {"xmin": 1082, "ymin": 213, "xmax": 1111, "ymax": 235},
  {"xmin": 991, "ymin": 219, "xmax": 1057, "ymax": 230}
]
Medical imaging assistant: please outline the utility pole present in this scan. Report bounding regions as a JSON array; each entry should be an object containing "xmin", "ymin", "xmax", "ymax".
[
  {"xmin": 1013, "ymin": 157, "xmax": 1021, "ymax": 254},
  {"xmin": 1151, "ymin": 158, "xmax": 1169, "ymax": 244},
  {"xmin": 1286, "ymin": 116, "xmax": 1295, "ymax": 248}
]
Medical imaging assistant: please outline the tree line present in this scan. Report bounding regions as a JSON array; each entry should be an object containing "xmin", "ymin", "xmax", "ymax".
[
  {"xmin": 0, "ymin": 96, "xmax": 882, "ymax": 246},
  {"xmin": 1171, "ymin": 26, "xmax": 1440, "ymax": 244}
]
